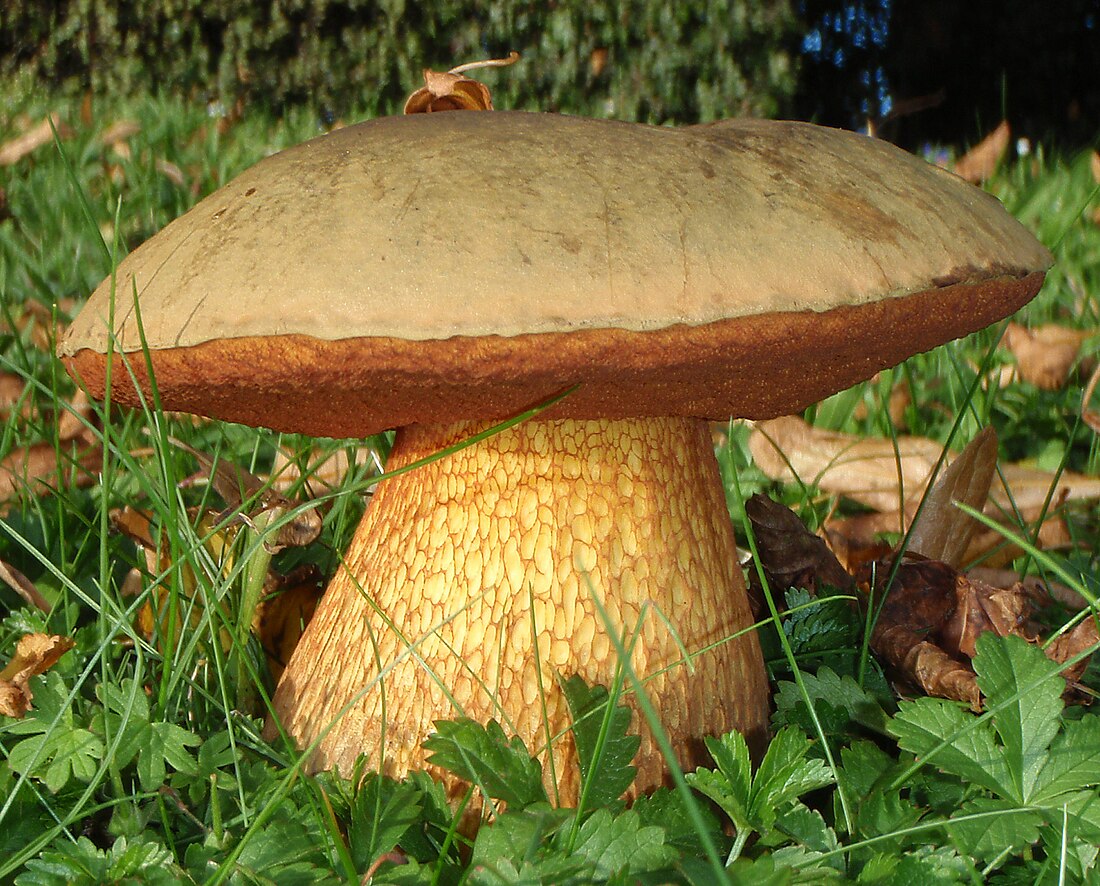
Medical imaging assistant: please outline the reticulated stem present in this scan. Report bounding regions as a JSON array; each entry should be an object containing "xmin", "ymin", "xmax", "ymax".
[{"xmin": 269, "ymin": 416, "xmax": 768, "ymax": 806}]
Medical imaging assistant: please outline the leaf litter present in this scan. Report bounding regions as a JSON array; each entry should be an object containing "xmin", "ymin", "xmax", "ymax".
[{"xmin": 748, "ymin": 422, "xmax": 1100, "ymax": 712}]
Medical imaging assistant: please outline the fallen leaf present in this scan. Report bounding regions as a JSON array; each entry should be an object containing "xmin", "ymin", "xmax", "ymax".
[
  {"xmin": 156, "ymin": 159, "xmax": 186, "ymax": 187},
  {"xmin": 940, "ymin": 575, "xmax": 1032, "ymax": 659},
  {"xmin": 1003, "ymin": 322, "xmax": 1094, "ymax": 390},
  {"xmin": 255, "ymin": 565, "xmax": 324, "ymax": 680},
  {"xmin": 967, "ymin": 567, "xmax": 1089, "ymax": 612},
  {"xmin": 0, "ymin": 440, "xmax": 101, "ymax": 504},
  {"xmin": 745, "ymin": 493, "xmax": 852, "ymax": 612},
  {"xmin": 0, "ymin": 634, "xmax": 75, "ymax": 718},
  {"xmin": 0, "ymin": 114, "xmax": 73, "ymax": 166},
  {"xmin": 0, "ymin": 373, "xmax": 31, "ymax": 420},
  {"xmin": 270, "ymin": 444, "xmax": 381, "ymax": 494},
  {"xmin": 751, "ymin": 416, "xmax": 1100, "ymax": 517},
  {"xmin": 906, "ymin": 427, "xmax": 997, "ymax": 568},
  {"xmin": 1082, "ymin": 363, "xmax": 1100, "ymax": 436},
  {"xmin": 99, "ymin": 119, "xmax": 141, "ymax": 146},
  {"xmin": 0, "ymin": 558, "xmax": 51, "ymax": 612},
  {"xmin": 403, "ymin": 51, "xmax": 519, "ymax": 114},
  {"xmin": 953, "ymin": 120, "xmax": 1010, "ymax": 183},
  {"xmin": 1046, "ymin": 618, "xmax": 1100, "ymax": 686},
  {"xmin": 173, "ymin": 439, "xmax": 321, "ymax": 551},
  {"xmin": 1091, "ymin": 150, "xmax": 1100, "ymax": 185}
]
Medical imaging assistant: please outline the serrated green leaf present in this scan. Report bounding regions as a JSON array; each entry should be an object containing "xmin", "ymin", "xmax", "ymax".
[
  {"xmin": 973, "ymin": 633, "xmax": 1064, "ymax": 803},
  {"xmin": 8, "ymin": 726, "xmax": 104, "ymax": 793},
  {"xmin": 560, "ymin": 675, "xmax": 639, "ymax": 810},
  {"xmin": 773, "ymin": 667, "xmax": 891, "ymax": 738},
  {"xmin": 686, "ymin": 731, "xmax": 751, "ymax": 832},
  {"xmin": 94, "ymin": 678, "xmax": 201, "ymax": 792},
  {"xmin": 568, "ymin": 809, "xmax": 676, "ymax": 879},
  {"xmin": 749, "ymin": 726, "xmax": 835, "ymax": 827},
  {"xmin": 469, "ymin": 805, "xmax": 578, "ymax": 884},
  {"xmin": 423, "ymin": 718, "xmax": 547, "ymax": 810},
  {"xmin": 945, "ymin": 797, "xmax": 1044, "ymax": 863},
  {"xmin": 233, "ymin": 815, "xmax": 331, "ymax": 883},
  {"xmin": 348, "ymin": 773, "xmax": 423, "ymax": 873},
  {"xmin": 889, "ymin": 697, "xmax": 1013, "ymax": 798},
  {"xmin": 632, "ymin": 787, "xmax": 728, "ymax": 856},
  {"xmin": 14, "ymin": 836, "xmax": 186, "ymax": 886},
  {"xmin": 1032, "ymin": 715, "xmax": 1100, "ymax": 804},
  {"xmin": 773, "ymin": 802, "xmax": 838, "ymax": 853}
]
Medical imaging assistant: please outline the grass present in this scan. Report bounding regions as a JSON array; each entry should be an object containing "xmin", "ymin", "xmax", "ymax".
[{"xmin": 1, "ymin": 92, "xmax": 1100, "ymax": 883}]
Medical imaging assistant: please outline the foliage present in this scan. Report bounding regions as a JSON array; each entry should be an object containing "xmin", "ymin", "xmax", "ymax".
[
  {"xmin": 2, "ymin": 89, "xmax": 1099, "ymax": 880},
  {"xmin": 0, "ymin": 1, "xmax": 800, "ymax": 123}
]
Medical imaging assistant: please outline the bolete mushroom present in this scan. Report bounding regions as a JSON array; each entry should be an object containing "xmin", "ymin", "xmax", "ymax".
[{"xmin": 59, "ymin": 112, "xmax": 1051, "ymax": 808}]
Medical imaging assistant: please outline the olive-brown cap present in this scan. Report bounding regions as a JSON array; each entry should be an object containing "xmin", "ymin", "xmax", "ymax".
[{"xmin": 59, "ymin": 112, "xmax": 1052, "ymax": 437}]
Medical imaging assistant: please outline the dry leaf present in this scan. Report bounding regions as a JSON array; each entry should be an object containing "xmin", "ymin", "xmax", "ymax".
[
  {"xmin": 270, "ymin": 444, "xmax": 381, "ymax": 494},
  {"xmin": 0, "ymin": 373, "xmax": 31, "ymax": 420},
  {"xmin": 118, "ymin": 507, "xmax": 321, "ymax": 679},
  {"xmin": 1003, "ymin": 322, "xmax": 1094, "ymax": 390},
  {"xmin": 403, "ymin": 51, "xmax": 519, "ymax": 114},
  {"xmin": 852, "ymin": 374, "xmax": 912, "ymax": 428},
  {"xmin": 173, "ymin": 439, "xmax": 321, "ymax": 551},
  {"xmin": 1083, "ymin": 363, "xmax": 1100, "ymax": 436},
  {"xmin": 255, "ymin": 565, "xmax": 324, "ymax": 680},
  {"xmin": 0, "ymin": 634, "xmax": 75, "ymax": 718},
  {"xmin": 0, "ymin": 114, "xmax": 73, "ymax": 166},
  {"xmin": 745, "ymin": 493, "xmax": 852, "ymax": 611},
  {"xmin": 954, "ymin": 120, "xmax": 1010, "ymax": 183},
  {"xmin": 906, "ymin": 426, "xmax": 997, "ymax": 568},
  {"xmin": 99, "ymin": 119, "xmax": 141, "ymax": 146},
  {"xmin": 0, "ymin": 439, "xmax": 101, "ymax": 503},
  {"xmin": 967, "ymin": 567, "xmax": 1089, "ymax": 612},
  {"xmin": 0, "ymin": 558, "xmax": 51, "ymax": 612},
  {"xmin": 1046, "ymin": 618, "xmax": 1100, "ymax": 686},
  {"xmin": 1091, "ymin": 150, "xmax": 1100, "ymax": 185},
  {"xmin": 751, "ymin": 416, "xmax": 1100, "ymax": 517},
  {"xmin": 940, "ymin": 575, "xmax": 1033, "ymax": 658},
  {"xmin": 0, "ymin": 298, "xmax": 77, "ymax": 350},
  {"xmin": 156, "ymin": 159, "xmax": 186, "ymax": 187}
]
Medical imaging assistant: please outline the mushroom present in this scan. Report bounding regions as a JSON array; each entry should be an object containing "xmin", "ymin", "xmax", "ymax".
[{"xmin": 59, "ymin": 112, "xmax": 1051, "ymax": 808}]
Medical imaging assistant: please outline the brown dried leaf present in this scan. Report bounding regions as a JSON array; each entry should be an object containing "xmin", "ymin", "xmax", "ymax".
[
  {"xmin": 403, "ymin": 51, "xmax": 519, "ymax": 114},
  {"xmin": 874, "ymin": 625, "xmax": 980, "ymax": 710},
  {"xmin": 0, "ymin": 298, "xmax": 77, "ymax": 350},
  {"xmin": 0, "ymin": 114, "xmax": 73, "ymax": 166},
  {"xmin": 156, "ymin": 159, "xmax": 186, "ymax": 187},
  {"xmin": 954, "ymin": 120, "xmax": 1010, "ymax": 183},
  {"xmin": 751, "ymin": 416, "xmax": 1100, "ymax": 517},
  {"xmin": 0, "ymin": 373, "xmax": 31, "ymax": 420},
  {"xmin": 1003, "ymin": 322, "xmax": 1094, "ymax": 390},
  {"xmin": 1046, "ymin": 618, "xmax": 1100, "ymax": 685},
  {"xmin": 745, "ymin": 494, "xmax": 852, "ymax": 606},
  {"xmin": 940, "ymin": 575, "xmax": 1033, "ymax": 658},
  {"xmin": 255, "ymin": 565, "xmax": 323, "ymax": 680},
  {"xmin": 0, "ymin": 634, "xmax": 75, "ymax": 718},
  {"xmin": 967, "ymin": 567, "xmax": 1089, "ymax": 612},
  {"xmin": 0, "ymin": 558, "xmax": 51, "ymax": 612},
  {"xmin": 1083, "ymin": 363, "xmax": 1100, "ymax": 436},
  {"xmin": 1091, "ymin": 150, "xmax": 1100, "ymax": 185},
  {"xmin": 173, "ymin": 439, "xmax": 321, "ymax": 550},
  {"xmin": 907, "ymin": 426, "xmax": 997, "ymax": 568},
  {"xmin": 99, "ymin": 119, "xmax": 141, "ymax": 146},
  {"xmin": 0, "ymin": 440, "xmax": 101, "ymax": 503},
  {"xmin": 270, "ymin": 445, "xmax": 380, "ymax": 494}
]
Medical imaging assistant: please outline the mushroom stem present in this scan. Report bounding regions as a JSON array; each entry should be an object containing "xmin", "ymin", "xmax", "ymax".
[{"xmin": 269, "ymin": 416, "xmax": 768, "ymax": 804}]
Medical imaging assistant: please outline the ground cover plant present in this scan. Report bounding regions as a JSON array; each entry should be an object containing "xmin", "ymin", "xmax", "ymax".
[{"xmin": 1, "ymin": 93, "xmax": 1099, "ymax": 883}]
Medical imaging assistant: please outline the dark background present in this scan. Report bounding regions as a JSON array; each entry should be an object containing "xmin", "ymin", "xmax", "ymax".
[{"xmin": 3, "ymin": 0, "xmax": 1098, "ymax": 150}]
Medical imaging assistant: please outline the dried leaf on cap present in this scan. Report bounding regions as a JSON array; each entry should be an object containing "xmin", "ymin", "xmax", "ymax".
[
  {"xmin": 0, "ymin": 634, "xmax": 75, "ymax": 718},
  {"xmin": 403, "ymin": 51, "xmax": 519, "ymax": 114}
]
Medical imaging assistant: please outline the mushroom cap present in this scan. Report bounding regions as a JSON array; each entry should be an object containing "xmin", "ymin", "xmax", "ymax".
[{"xmin": 60, "ymin": 112, "xmax": 1051, "ymax": 437}]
